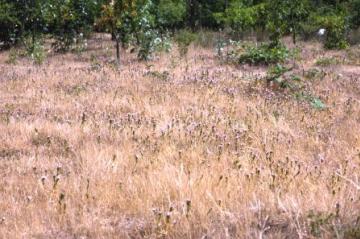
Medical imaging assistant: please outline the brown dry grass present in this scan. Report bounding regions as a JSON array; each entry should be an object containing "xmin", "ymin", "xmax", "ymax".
[{"xmin": 0, "ymin": 36, "xmax": 360, "ymax": 239}]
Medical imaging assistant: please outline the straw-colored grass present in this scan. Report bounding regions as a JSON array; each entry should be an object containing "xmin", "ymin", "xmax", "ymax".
[{"xmin": 0, "ymin": 37, "xmax": 360, "ymax": 238}]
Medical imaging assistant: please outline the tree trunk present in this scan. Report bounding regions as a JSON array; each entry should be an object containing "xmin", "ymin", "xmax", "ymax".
[
  {"xmin": 293, "ymin": 31, "xmax": 296, "ymax": 45},
  {"xmin": 32, "ymin": 30, "xmax": 36, "ymax": 52},
  {"xmin": 116, "ymin": 39, "xmax": 120, "ymax": 65}
]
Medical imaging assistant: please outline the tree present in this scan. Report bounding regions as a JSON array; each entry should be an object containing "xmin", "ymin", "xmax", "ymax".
[
  {"xmin": 97, "ymin": 0, "xmax": 138, "ymax": 65},
  {"xmin": 349, "ymin": 0, "xmax": 360, "ymax": 28},
  {"xmin": 0, "ymin": 1, "xmax": 20, "ymax": 49},
  {"xmin": 156, "ymin": 0, "xmax": 186, "ymax": 30},
  {"xmin": 136, "ymin": 0, "xmax": 158, "ymax": 60},
  {"xmin": 44, "ymin": 0, "xmax": 97, "ymax": 52},
  {"xmin": 214, "ymin": 2, "xmax": 266, "ymax": 37},
  {"xmin": 11, "ymin": 0, "xmax": 46, "ymax": 52},
  {"xmin": 286, "ymin": 0, "xmax": 309, "ymax": 44},
  {"xmin": 266, "ymin": 0, "xmax": 309, "ymax": 46},
  {"xmin": 316, "ymin": 14, "xmax": 349, "ymax": 49}
]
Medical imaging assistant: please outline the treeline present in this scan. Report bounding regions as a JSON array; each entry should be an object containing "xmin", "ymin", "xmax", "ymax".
[{"xmin": 1, "ymin": 0, "xmax": 360, "ymax": 62}]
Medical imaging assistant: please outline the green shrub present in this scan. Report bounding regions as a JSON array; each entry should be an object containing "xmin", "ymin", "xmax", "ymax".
[
  {"xmin": 238, "ymin": 43, "xmax": 289, "ymax": 65},
  {"xmin": 300, "ymin": 22, "xmax": 319, "ymax": 40},
  {"xmin": 137, "ymin": 1, "xmax": 157, "ymax": 60},
  {"xmin": 350, "ymin": 0, "xmax": 360, "ymax": 29},
  {"xmin": 346, "ymin": 46, "xmax": 360, "ymax": 65},
  {"xmin": 27, "ymin": 39, "xmax": 46, "ymax": 65},
  {"xmin": 174, "ymin": 29, "xmax": 196, "ymax": 57},
  {"xmin": 73, "ymin": 33, "xmax": 88, "ymax": 54},
  {"xmin": 5, "ymin": 47, "xmax": 22, "ymax": 64},
  {"xmin": 265, "ymin": 0, "xmax": 309, "ymax": 45},
  {"xmin": 156, "ymin": 0, "xmax": 186, "ymax": 29},
  {"xmin": 0, "ymin": 2, "xmax": 20, "ymax": 49},
  {"xmin": 315, "ymin": 57, "xmax": 339, "ymax": 66},
  {"xmin": 266, "ymin": 64, "xmax": 294, "ymax": 88},
  {"xmin": 348, "ymin": 27, "xmax": 360, "ymax": 45},
  {"xmin": 45, "ymin": 0, "xmax": 96, "ymax": 52},
  {"xmin": 317, "ymin": 14, "xmax": 349, "ymax": 49},
  {"xmin": 295, "ymin": 92, "xmax": 327, "ymax": 110},
  {"xmin": 307, "ymin": 211, "xmax": 335, "ymax": 237},
  {"xmin": 137, "ymin": 2, "xmax": 172, "ymax": 60},
  {"xmin": 344, "ymin": 225, "xmax": 360, "ymax": 239},
  {"xmin": 214, "ymin": 3, "xmax": 266, "ymax": 36},
  {"xmin": 304, "ymin": 68, "xmax": 326, "ymax": 80},
  {"xmin": 193, "ymin": 30, "xmax": 219, "ymax": 48}
]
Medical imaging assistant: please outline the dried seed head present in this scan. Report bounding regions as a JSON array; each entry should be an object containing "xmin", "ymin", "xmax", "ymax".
[
  {"xmin": 41, "ymin": 176, "xmax": 47, "ymax": 185},
  {"xmin": 186, "ymin": 199, "xmax": 191, "ymax": 209},
  {"xmin": 59, "ymin": 192, "xmax": 65, "ymax": 203},
  {"xmin": 165, "ymin": 212, "xmax": 171, "ymax": 223}
]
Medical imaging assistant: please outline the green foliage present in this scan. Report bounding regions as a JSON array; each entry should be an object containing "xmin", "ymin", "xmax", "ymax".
[
  {"xmin": 310, "ymin": 97, "xmax": 326, "ymax": 110},
  {"xmin": 97, "ymin": 0, "xmax": 138, "ymax": 63},
  {"xmin": 345, "ymin": 46, "xmax": 360, "ymax": 65},
  {"xmin": 315, "ymin": 57, "xmax": 339, "ymax": 66},
  {"xmin": 295, "ymin": 92, "xmax": 327, "ymax": 110},
  {"xmin": 318, "ymin": 14, "xmax": 349, "ymax": 49},
  {"xmin": 349, "ymin": 0, "xmax": 360, "ymax": 28},
  {"xmin": 268, "ymin": 64, "xmax": 291, "ymax": 77},
  {"xmin": 307, "ymin": 211, "xmax": 335, "ymax": 237},
  {"xmin": 44, "ymin": 0, "xmax": 96, "ymax": 52},
  {"xmin": 238, "ymin": 43, "xmax": 289, "ymax": 65},
  {"xmin": 184, "ymin": 0, "xmax": 227, "ymax": 29},
  {"xmin": 266, "ymin": 64, "xmax": 295, "ymax": 88},
  {"xmin": 344, "ymin": 225, "xmax": 360, "ymax": 239},
  {"xmin": 5, "ymin": 47, "xmax": 24, "ymax": 64},
  {"xmin": 146, "ymin": 69, "xmax": 170, "ymax": 81},
  {"xmin": 193, "ymin": 30, "xmax": 219, "ymax": 48},
  {"xmin": 157, "ymin": 0, "xmax": 186, "ymax": 29},
  {"xmin": 137, "ymin": 0, "xmax": 159, "ymax": 60},
  {"xmin": 0, "ymin": 0, "xmax": 47, "ymax": 51},
  {"xmin": 266, "ymin": 0, "xmax": 309, "ymax": 45},
  {"xmin": 24, "ymin": 37, "xmax": 46, "ymax": 64},
  {"xmin": 265, "ymin": 64, "xmax": 308, "ymax": 92},
  {"xmin": 174, "ymin": 29, "xmax": 196, "ymax": 57},
  {"xmin": 2, "ymin": 0, "xmax": 360, "ymax": 57},
  {"xmin": 0, "ymin": 2, "xmax": 20, "ymax": 49},
  {"xmin": 214, "ymin": 3, "xmax": 266, "ymax": 35},
  {"xmin": 304, "ymin": 68, "xmax": 326, "ymax": 80}
]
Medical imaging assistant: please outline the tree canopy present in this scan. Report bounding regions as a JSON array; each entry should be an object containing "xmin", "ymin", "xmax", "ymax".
[{"xmin": 1, "ymin": 0, "xmax": 359, "ymax": 57}]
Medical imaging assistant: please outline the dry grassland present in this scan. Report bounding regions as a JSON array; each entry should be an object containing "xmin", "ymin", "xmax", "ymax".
[{"xmin": 0, "ymin": 37, "xmax": 360, "ymax": 238}]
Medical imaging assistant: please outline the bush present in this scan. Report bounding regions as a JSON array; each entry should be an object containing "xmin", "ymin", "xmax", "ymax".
[
  {"xmin": 137, "ymin": 0, "xmax": 157, "ymax": 60},
  {"xmin": 44, "ymin": 0, "xmax": 96, "ymax": 52},
  {"xmin": 238, "ymin": 43, "xmax": 289, "ymax": 65},
  {"xmin": 156, "ymin": 0, "xmax": 186, "ymax": 29},
  {"xmin": 266, "ymin": 64, "xmax": 294, "ymax": 88},
  {"xmin": 5, "ymin": 47, "xmax": 23, "ymax": 64},
  {"xmin": 348, "ymin": 27, "xmax": 360, "ymax": 45},
  {"xmin": 137, "ymin": 1, "xmax": 172, "ymax": 60},
  {"xmin": 25, "ymin": 38, "xmax": 46, "ymax": 65},
  {"xmin": 214, "ymin": 3, "xmax": 266, "ymax": 36},
  {"xmin": 0, "ymin": 2, "xmax": 20, "ymax": 49},
  {"xmin": 315, "ymin": 57, "xmax": 339, "ymax": 66},
  {"xmin": 174, "ymin": 29, "xmax": 196, "ymax": 57},
  {"xmin": 350, "ymin": 0, "xmax": 360, "ymax": 29},
  {"xmin": 265, "ymin": 0, "xmax": 309, "ymax": 45},
  {"xmin": 300, "ymin": 21, "xmax": 319, "ymax": 41},
  {"xmin": 317, "ymin": 14, "xmax": 349, "ymax": 49},
  {"xmin": 193, "ymin": 30, "xmax": 219, "ymax": 48}
]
